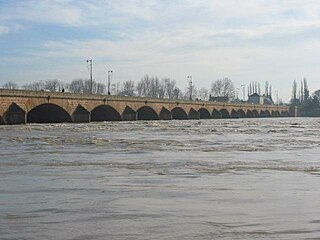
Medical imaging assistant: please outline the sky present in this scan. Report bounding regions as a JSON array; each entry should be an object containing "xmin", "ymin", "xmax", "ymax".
[{"xmin": 1, "ymin": 0, "xmax": 320, "ymax": 101}]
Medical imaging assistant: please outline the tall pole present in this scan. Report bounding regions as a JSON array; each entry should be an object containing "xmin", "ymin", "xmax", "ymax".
[
  {"xmin": 241, "ymin": 84, "xmax": 245, "ymax": 101},
  {"xmin": 108, "ymin": 70, "xmax": 112, "ymax": 95},
  {"xmin": 87, "ymin": 59, "xmax": 93, "ymax": 94},
  {"xmin": 187, "ymin": 75, "xmax": 192, "ymax": 100}
]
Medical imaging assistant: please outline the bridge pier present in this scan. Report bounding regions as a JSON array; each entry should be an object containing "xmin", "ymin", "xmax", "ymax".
[
  {"xmin": 4, "ymin": 103, "xmax": 26, "ymax": 125},
  {"xmin": 289, "ymin": 106, "xmax": 300, "ymax": 117},
  {"xmin": 189, "ymin": 108, "xmax": 200, "ymax": 120},
  {"xmin": 72, "ymin": 105, "xmax": 91, "ymax": 123},
  {"xmin": 122, "ymin": 106, "xmax": 137, "ymax": 121}
]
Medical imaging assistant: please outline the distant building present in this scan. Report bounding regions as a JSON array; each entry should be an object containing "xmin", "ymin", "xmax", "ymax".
[
  {"xmin": 247, "ymin": 93, "xmax": 274, "ymax": 105},
  {"xmin": 209, "ymin": 96, "xmax": 230, "ymax": 102},
  {"xmin": 232, "ymin": 98, "xmax": 242, "ymax": 104}
]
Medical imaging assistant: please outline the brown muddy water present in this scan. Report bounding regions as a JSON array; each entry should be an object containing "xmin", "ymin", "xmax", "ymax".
[{"xmin": 0, "ymin": 118, "xmax": 320, "ymax": 240}]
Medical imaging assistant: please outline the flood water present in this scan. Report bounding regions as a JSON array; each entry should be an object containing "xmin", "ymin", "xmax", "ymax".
[{"xmin": 1, "ymin": 118, "xmax": 320, "ymax": 240}]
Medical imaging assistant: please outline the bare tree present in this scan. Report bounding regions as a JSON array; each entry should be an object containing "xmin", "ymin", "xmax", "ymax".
[
  {"xmin": 111, "ymin": 82, "xmax": 121, "ymax": 95},
  {"xmin": 136, "ymin": 80, "xmax": 144, "ymax": 96},
  {"xmin": 69, "ymin": 79, "xmax": 85, "ymax": 93},
  {"xmin": 136, "ymin": 76, "xmax": 183, "ymax": 99},
  {"xmin": 158, "ymin": 79, "xmax": 166, "ymax": 99},
  {"xmin": 163, "ymin": 78, "xmax": 177, "ymax": 99},
  {"xmin": 119, "ymin": 80, "xmax": 135, "ymax": 96},
  {"xmin": 22, "ymin": 81, "xmax": 45, "ymax": 91},
  {"xmin": 211, "ymin": 78, "xmax": 235, "ymax": 98},
  {"xmin": 183, "ymin": 84, "xmax": 198, "ymax": 100},
  {"xmin": 68, "ymin": 79, "xmax": 105, "ymax": 94},
  {"xmin": 44, "ymin": 79, "xmax": 65, "ymax": 92},
  {"xmin": 173, "ymin": 87, "xmax": 182, "ymax": 99},
  {"xmin": 304, "ymin": 78, "xmax": 309, "ymax": 100},
  {"xmin": 136, "ymin": 75, "xmax": 165, "ymax": 98},
  {"xmin": 2, "ymin": 82, "xmax": 19, "ymax": 89},
  {"xmin": 136, "ymin": 75, "xmax": 149, "ymax": 96},
  {"xmin": 96, "ymin": 83, "xmax": 106, "ymax": 94},
  {"xmin": 198, "ymin": 88, "xmax": 209, "ymax": 101},
  {"xmin": 83, "ymin": 79, "xmax": 92, "ymax": 94},
  {"xmin": 292, "ymin": 80, "xmax": 297, "ymax": 100}
]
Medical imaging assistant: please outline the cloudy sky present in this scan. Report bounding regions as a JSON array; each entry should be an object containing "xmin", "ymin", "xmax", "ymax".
[{"xmin": 1, "ymin": 0, "xmax": 320, "ymax": 101}]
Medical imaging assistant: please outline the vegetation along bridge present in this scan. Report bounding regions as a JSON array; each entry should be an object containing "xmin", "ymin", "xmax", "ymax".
[{"xmin": 0, "ymin": 89, "xmax": 291, "ymax": 125}]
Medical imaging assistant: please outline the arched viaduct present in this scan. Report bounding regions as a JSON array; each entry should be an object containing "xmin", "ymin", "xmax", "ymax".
[{"xmin": 0, "ymin": 89, "xmax": 291, "ymax": 125}]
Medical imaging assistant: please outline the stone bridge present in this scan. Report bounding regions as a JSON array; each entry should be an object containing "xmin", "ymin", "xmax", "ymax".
[{"xmin": 0, "ymin": 89, "xmax": 291, "ymax": 125}]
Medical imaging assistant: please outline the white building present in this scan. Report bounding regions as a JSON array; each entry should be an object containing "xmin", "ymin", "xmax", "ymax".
[{"xmin": 247, "ymin": 93, "xmax": 274, "ymax": 105}]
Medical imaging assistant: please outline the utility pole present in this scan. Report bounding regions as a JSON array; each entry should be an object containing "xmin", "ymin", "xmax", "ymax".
[
  {"xmin": 87, "ymin": 59, "xmax": 93, "ymax": 94},
  {"xmin": 241, "ymin": 84, "xmax": 245, "ymax": 101},
  {"xmin": 107, "ymin": 70, "xmax": 112, "ymax": 95},
  {"xmin": 187, "ymin": 75, "xmax": 192, "ymax": 100}
]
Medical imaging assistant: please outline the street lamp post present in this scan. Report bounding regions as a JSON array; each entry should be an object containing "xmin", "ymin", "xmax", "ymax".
[
  {"xmin": 241, "ymin": 84, "xmax": 245, "ymax": 101},
  {"xmin": 87, "ymin": 59, "xmax": 93, "ymax": 94},
  {"xmin": 187, "ymin": 75, "xmax": 192, "ymax": 100},
  {"xmin": 107, "ymin": 70, "xmax": 113, "ymax": 95}
]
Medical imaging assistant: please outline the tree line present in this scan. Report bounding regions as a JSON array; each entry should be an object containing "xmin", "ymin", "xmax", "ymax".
[
  {"xmin": 291, "ymin": 78, "xmax": 320, "ymax": 116},
  {"xmin": 1, "ymin": 76, "xmax": 236, "ymax": 101}
]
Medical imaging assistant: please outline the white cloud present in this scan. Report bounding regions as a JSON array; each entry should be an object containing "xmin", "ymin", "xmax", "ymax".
[
  {"xmin": 2, "ymin": 0, "xmax": 320, "ymax": 101},
  {"xmin": 0, "ymin": 0, "xmax": 84, "ymax": 26}
]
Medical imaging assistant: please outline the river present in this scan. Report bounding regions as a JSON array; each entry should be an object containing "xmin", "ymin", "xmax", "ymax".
[{"xmin": 1, "ymin": 118, "xmax": 320, "ymax": 239}]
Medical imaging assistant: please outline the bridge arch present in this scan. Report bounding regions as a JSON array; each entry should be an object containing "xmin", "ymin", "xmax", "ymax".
[
  {"xmin": 198, "ymin": 108, "xmax": 211, "ymax": 119},
  {"xmin": 253, "ymin": 110, "xmax": 259, "ymax": 117},
  {"xmin": 260, "ymin": 110, "xmax": 271, "ymax": 118},
  {"xmin": 72, "ymin": 105, "xmax": 90, "ymax": 123},
  {"xmin": 4, "ymin": 102, "xmax": 26, "ymax": 125},
  {"xmin": 172, "ymin": 107, "xmax": 188, "ymax": 120},
  {"xmin": 247, "ymin": 109, "xmax": 259, "ymax": 118},
  {"xmin": 189, "ymin": 108, "xmax": 200, "ymax": 119},
  {"xmin": 231, "ymin": 109, "xmax": 239, "ymax": 118},
  {"xmin": 159, "ymin": 107, "xmax": 172, "ymax": 120},
  {"xmin": 238, "ymin": 109, "xmax": 246, "ymax": 118},
  {"xmin": 137, "ymin": 106, "xmax": 159, "ymax": 120},
  {"xmin": 212, "ymin": 109, "xmax": 221, "ymax": 119},
  {"xmin": 281, "ymin": 110, "xmax": 290, "ymax": 117},
  {"xmin": 220, "ymin": 109, "xmax": 230, "ymax": 118},
  {"xmin": 91, "ymin": 105, "xmax": 121, "ymax": 122},
  {"xmin": 27, "ymin": 103, "xmax": 72, "ymax": 123},
  {"xmin": 272, "ymin": 110, "xmax": 280, "ymax": 117},
  {"xmin": 122, "ymin": 106, "xmax": 137, "ymax": 121},
  {"xmin": 265, "ymin": 110, "xmax": 271, "ymax": 117}
]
